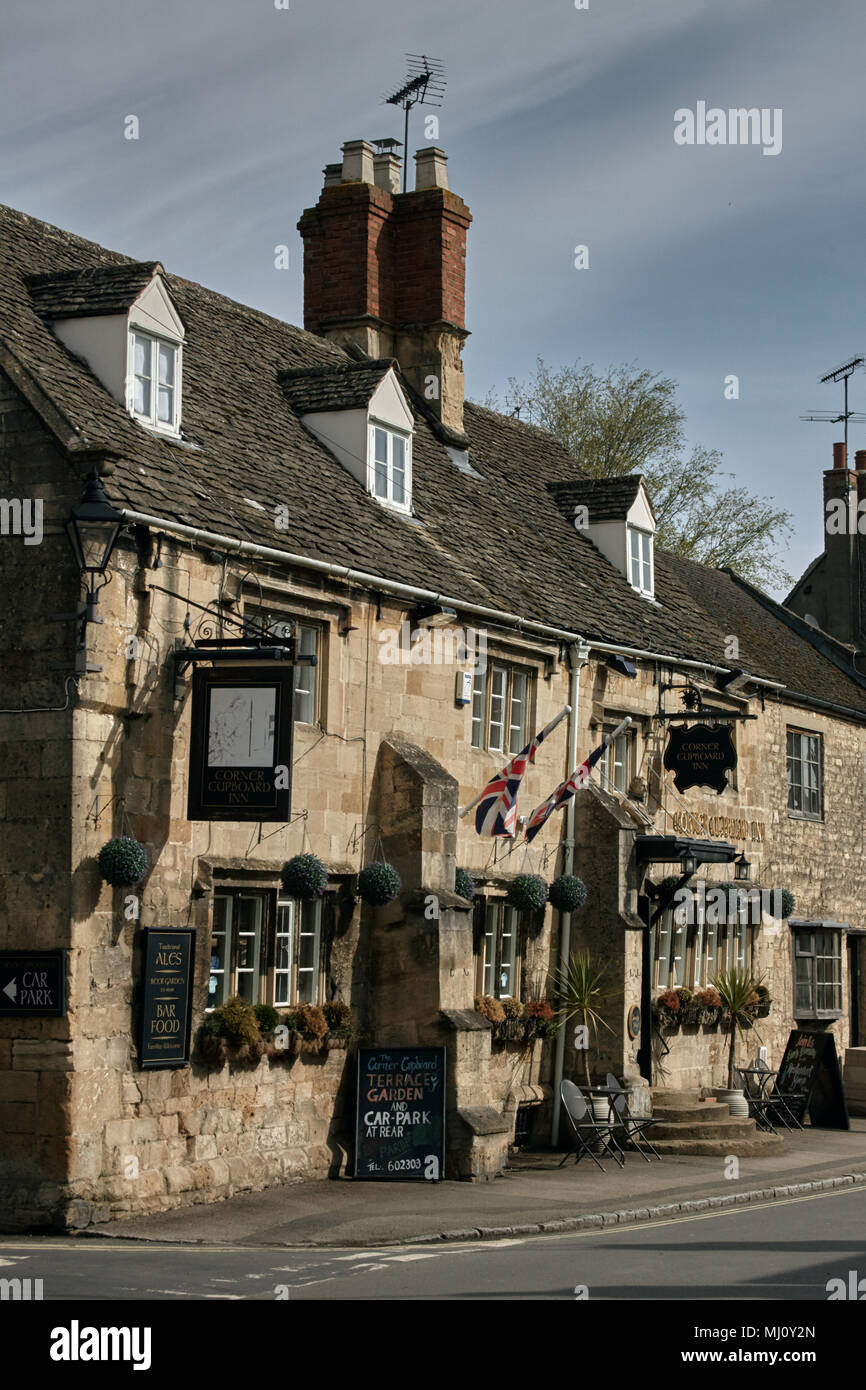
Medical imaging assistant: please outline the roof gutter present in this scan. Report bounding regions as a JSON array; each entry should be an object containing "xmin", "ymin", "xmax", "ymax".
[{"xmin": 117, "ymin": 506, "xmax": 783, "ymax": 690}]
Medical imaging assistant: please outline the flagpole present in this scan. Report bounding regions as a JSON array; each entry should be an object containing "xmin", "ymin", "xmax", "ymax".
[{"xmin": 458, "ymin": 704, "xmax": 571, "ymax": 818}]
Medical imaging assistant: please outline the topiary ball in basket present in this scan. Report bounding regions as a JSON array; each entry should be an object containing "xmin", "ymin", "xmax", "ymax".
[
  {"xmin": 97, "ymin": 836, "xmax": 147, "ymax": 886},
  {"xmin": 548, "ymin": 874, "xmax": 587, "ymax": 913},
  {"xmin": 775, "ymin": 888, "xmax": 795, "ymax": 919},
  {"xmin": 282, "ymin": 853, "xmax": 328, "ymax": 900},
  {"xmin": 455, "ymin": 867, "xmax": 476, "ymax": 901},
  {"xmin": 506, "ymin": 874, "xmax": 548, "ymax": 912},
  {"xmin": 358, "ymin": 861, "xmax": 402, "ymax": 906}
]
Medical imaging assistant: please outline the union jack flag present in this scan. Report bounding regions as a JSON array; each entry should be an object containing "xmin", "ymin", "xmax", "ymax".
[
  {"xmin": 473, "ymin": 707, "xmax": 570, "ymax": 838},
  {"xmin": 524, "ymin": 716, "xmax": 632, "ymax": 842}
]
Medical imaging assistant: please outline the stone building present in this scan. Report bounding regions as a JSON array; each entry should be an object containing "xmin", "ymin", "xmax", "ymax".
[{"xmin": 1, "ymin": 139, "xmax": 864, "ymax": 1230}]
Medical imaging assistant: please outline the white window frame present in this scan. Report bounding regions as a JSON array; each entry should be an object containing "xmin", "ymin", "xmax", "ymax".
[
  {"xmin": 368, "ymin": 420, "xmax": 412, "ymax": 513},
  {"xmin": 127, "ymin": 328, "xmax": 182, "ymax": 435},
  {"xmin": 244, "ymin": 609, "xmax": 321, "ymax": 725},
  {"xmin": 208, "ymin": 890, "xmax": 265, "ymax": 1008},
  {"xmin": 479, "ymin": 900, "xmax": 520, "ymax": 999},
  {"xmin": 276, "ymin": 897, "xmax": 324, "ymax": 1006},
  {"xmin": 599, "ymin": 723, "xmax": 633, "ymax": 794},
  {"xmin": 471, "ymin": 663, "xmax": 531, "ymax": 753},
  {"xmin": 786, "ymin": 728, "xmax": 823, "ymax": 821},
  {"xmin": 627, "ymin": 526, "xmax": 654, "ymax": 597}
]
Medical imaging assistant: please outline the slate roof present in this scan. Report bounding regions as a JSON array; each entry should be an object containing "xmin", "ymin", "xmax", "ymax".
[
  {"xmin": 548, "ymin": 476, "xmax": 648, "ymax": 524},
  {"xmin": 280, "ymin": 359, "xmax": 396, "ymax": 414},
  {"xmin": 1, "ymin": 202, "xmax": 865, "ymax": 719},
  {"xmin": 25, "ymin": 262, "xmax": 163, "ymax": 319}
]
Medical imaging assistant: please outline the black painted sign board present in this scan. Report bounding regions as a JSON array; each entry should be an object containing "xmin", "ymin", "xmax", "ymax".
[
  {"xmin": 139, "ymin": 928, "xmax": 195, "ymax": 1069},
  {"xmin": 0, "ymin": 950, "xmax": 65, "ymax": 1016},
  {"xmin": 355, "ymin": 1046, "xmax": 445, "ymax": 1180},
  {"xmin": 664, "ymin": 723, "xmax": 737, "ymax": 794},
  {"xmin": 187, "ymin": 666, "xmax": 294, "ymax": 821},
  {"xmin": 776, "ymin": 1029, "xmax": 849, "ymax": 1129}
]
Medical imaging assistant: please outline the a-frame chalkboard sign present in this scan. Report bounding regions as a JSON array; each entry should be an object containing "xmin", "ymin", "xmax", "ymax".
[{"xmin": 776, "ymin": 1029, "xmax": 850, "ymax": 1129}]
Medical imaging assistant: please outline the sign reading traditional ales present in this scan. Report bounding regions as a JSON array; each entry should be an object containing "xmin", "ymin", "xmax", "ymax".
[
  {"xmin": 0, "ymin": 950, "xmax": 65, "ymax": 1016},
  {"xmin": 139, "ymin": 928, "xmax": 195, "ymax": 1069},
  {"xmin": 664, "ymin": 722, "xmax": 737, "ymax": 794},
  {"xmin": 187, "ymin": 667, "xmax": 294, "ymax": 821},
  {"xmin": 776, "ymin": 1029, "xmax": 850, "ymax": 1129},
  {"xmin": 355, "ymin": 1046, "xmax": 445, "ymax": 1181}
]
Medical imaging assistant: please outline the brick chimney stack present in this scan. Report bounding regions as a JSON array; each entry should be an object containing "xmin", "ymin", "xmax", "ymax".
[
  {"xmin": 820, "ymin": 442, "xmax": 858, "ymax": 643},
  {"xmin": 298, "ymin": 140, "xmax": 472, "ymax": 440}
]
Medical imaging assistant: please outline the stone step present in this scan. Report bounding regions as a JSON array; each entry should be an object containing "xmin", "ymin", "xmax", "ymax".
[
  {"xmin": 652, "ymin": 1088, "xmax": 703, "ymax": 1105},
  {"xmin": 651, "ymin": 1119, "xmax": 759, "ymax": 1140},
  {"xmin": 653, "ymin": 1103, "xmax": 732, "ymax": 1124},
  {"xmin": 651, "ymin": 1133, "xmax": 785, "ymax": 1157}
]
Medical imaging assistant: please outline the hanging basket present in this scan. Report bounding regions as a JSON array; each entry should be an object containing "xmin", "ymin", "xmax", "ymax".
[
  {"xmin": 506, "ymin": 874, "xmax": 548, "ymax": 912},
  {"xmin": 771, "ymin": 888, "xmax": 795, "ymax": 919},
  {"xmin": 97, "ymin": 836, "xmax": 147, "ymax": 886},
  {"xmin": 282, "ymin": 853, "xmax": 328, "ymax": 900},
  {"xmin": 548, "ymin": 874, "xmax": 587, "ymax": 913},
  {"xmin": 358, "ymin": 861, "xmax": 401, "ymax": 905},
  {"xmin": 455, "ymin": 867, "xmax": 476, "ymax": 902}
]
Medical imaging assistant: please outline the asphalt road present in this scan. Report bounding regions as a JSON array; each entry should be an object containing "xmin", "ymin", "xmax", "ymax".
[{"xmin": 2, "ymin": 1187, "xmax": 864, "ymax": 1301}]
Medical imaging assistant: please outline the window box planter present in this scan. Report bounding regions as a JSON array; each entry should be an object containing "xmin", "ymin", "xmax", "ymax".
[{"xmin": 699, "ymin": 1008, "xmax": 721, "ymax": 1029}]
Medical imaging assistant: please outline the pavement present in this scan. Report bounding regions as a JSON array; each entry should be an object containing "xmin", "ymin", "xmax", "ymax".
[{"xmin": 83, "ymin": 1117, "xmax": 866, "ymax": 1249}]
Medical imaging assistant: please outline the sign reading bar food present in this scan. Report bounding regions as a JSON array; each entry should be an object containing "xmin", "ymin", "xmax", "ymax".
[
  {"xmin": 355, "ymin": 1046, "xmax": 445, "ymax": 1181},
  {"xmin": 187, "ymin": 667, "xmax": 294, "ymax": 821},
  {"xmin": 776, "ymin": 1029, "xmax": 849, "ymax": 1129},
  {"xmin": 0, "ymin": 950, "xmax": 65, "ymax": 1017},
  {"xmin": 664, "ymin": 723, "xmax": 737, "ymax": 794},
  {"xmin": 139, "ymin": 928, "xmax": 195, "ymax": 1069}
]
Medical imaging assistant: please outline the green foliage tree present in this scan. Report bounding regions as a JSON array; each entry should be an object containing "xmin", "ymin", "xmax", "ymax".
[
  {"xmin": 476, "ymin": 359, "xmax": 792, "ymax": 591},
  {"xmin": 712, "ymin": 966, "xmax": 766, "ymax": 1089},
  {"xmin": 551, "ymin": 949, "xmax": 613, "ymax": 1088}
]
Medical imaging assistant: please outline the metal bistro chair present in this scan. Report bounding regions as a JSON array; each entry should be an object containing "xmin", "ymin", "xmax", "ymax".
[
  {"xmin": 605, "ymin": 1072, "xmax": 663, "ymax": 1162},
  {"xmin": 754, "ymin": 1057, "xmax": 805, "ymax": 1130},
  {"xmin": 735, "ymin": 1065, "xmax": 780, "ymax": 1134},
  {"xmin": 558, "ymin": 1079, "xmax": 625, "ymax": 1172}
]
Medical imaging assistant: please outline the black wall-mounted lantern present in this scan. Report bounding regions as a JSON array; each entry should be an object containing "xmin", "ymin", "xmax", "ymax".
[
  {"xmin": 59, "ymin": 469, "xmax": 125, "ymax": 674},
  {"xmin": 734, "ymin": 851, "xmax": 752, "ymax": 882}
]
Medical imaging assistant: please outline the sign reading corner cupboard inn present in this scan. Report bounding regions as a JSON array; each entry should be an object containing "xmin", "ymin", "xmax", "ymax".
[
  {"xmin": 664, "ymin": 722, "xmax": 737, "ymax": 795},
  {"xmin": 187, "ymin": 667, "xmax": 294, "ymax": 821}
]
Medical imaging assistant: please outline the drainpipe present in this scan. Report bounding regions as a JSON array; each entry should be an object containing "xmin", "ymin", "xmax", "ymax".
[{"xmin": 550, "ymin": 639, "xmax": 591, "ymax": 1144}]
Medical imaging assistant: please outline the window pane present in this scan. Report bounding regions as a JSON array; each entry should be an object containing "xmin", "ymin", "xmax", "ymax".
[
  {"xmin": 158, "ymin": 342, "xmax": 175, "ymax": 386},
  {"xmin": 296, "ymin": 900, "xmax": 321, "ymax": 1005},
  {"xmin": 373, "ymin": 428, "xmax": 388, "ymax": 497},
  {"xmin": 508, "ymin": 671, "xmax": 528, "ymax": 754},
  {"xmin": 471, "ymin": 670, "xmax": 485, "ymax": 749},
  {"xmin": 209, "ymin": 894, "xmax": 231, "ymax": 1006},
  {"xmin": 482, "ymin": 903, "xmax": 496, "ymax": 996},
  {"xmin": 499, "ymin": 906, "xmax": 518, "ymax": 997},
  {"xmin": 392, "ymin": 435, "xmax": 405, "ymax": 503},
  {"xmin": 293, "ymin": 623, "xmax": 317, "ymax": 723},
  {"xmin": 489, "ymin": 667, "xmax": 506, "ymax": 751},
  {"xmin": 629, "ymin": 530, "xmax": 640, "ymax": 587},
  {"xmin": 275, "ymin": 901, "xmax": 294, "ymax": 1007},
  {"xmin": 656, "ymin": 911, "xmax": 672, "ymax": 988},
  {"xmin": 235, "ymin": 894, "xmax": 262, "ymax": 1004},
  {"xmin": 133, "ymin": 335, "xmax": 151, "ymax": 416},
  {"xmin": 157, "ymin": 384, "xmax": 173, "ymax": 423}
]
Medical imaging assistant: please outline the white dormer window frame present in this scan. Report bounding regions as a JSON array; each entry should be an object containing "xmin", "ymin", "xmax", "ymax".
[
  {"xmin": 368, "ymin": 418, "xmax": 412, "ymax": 514},
  {"xmin": 127, "ymin": 328, "xmax": 182, "ymax": 436},
  {"xmin": 628, "ymin": 526, "xmax": 654, "ymax": 597}
]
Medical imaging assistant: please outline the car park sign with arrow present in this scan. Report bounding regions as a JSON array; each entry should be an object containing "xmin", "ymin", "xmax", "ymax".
[{"xmin": 0, "ymin": 951, "xmax": 66, "ymax": 1016}]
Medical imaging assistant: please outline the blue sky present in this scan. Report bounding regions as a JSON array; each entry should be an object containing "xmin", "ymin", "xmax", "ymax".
[{"xmin": 3, "ymin": 0, "xmax": 864, "ymax": 594}]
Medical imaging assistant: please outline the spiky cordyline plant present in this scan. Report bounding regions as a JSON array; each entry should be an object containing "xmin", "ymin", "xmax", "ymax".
[
  {"xmin": 711, "ymin": 966, "xmax": 767, "ymax": 1089},
  {"xmin": 551, "ymin": 950, "xmax": 613, "ymax": 1088}
]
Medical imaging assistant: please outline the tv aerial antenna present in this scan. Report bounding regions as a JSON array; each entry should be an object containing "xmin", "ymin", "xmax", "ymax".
[
  {"xmin": 800, "ymin": 355, "xmax": 866, "ymax": 454},
  {"xmin": 384, "ymin": 54, "xmax": 446, "ymax": 192}
]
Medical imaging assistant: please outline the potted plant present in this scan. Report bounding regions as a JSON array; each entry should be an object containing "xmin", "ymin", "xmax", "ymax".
[
  {"xmin": 548, "ymin": 874, "xmax": 587, "ymax": 913},
  {"xmin": 551, "ymin": 950, "xmax": 613, "ymax": 1096},
  {"xmin": 474, "ymin": 994, "xmax": 506, "ymax": 1041},
  {"xmin": 523, "ymin": 998, "xmax": 558, "ymax": 1040},
  {"xmin": 751, "ymin": 982, "xmax": 771, "ymax": 1018},
  {"xmin": 198, "ymin": 995, "xmax": 263, "ymax": 1066},
  {"xmin": 676, "ymin": 986, "xmax": 700, "ymax": 1025},
  {"xmin": 653, "ymin": 988, "xmax": 680, "ymax": 1029},
  {"xmin": 97, "ymin": 835, "xmax": 147, "ymax": 886},
  {"xmin": 693, "ymin": 986, "xmax": 722, "ymax": 1028},
  {"xmin": 712, "ymin": 967, "xmax": 768, "ymax": 1116},
  {"xmin": 455, "ymin": 868, "xmax": 476, "ymax": 902},
  {"xmin": 506, "ymin": 874, "xmax": 548, "ymax": 912},
  {"xmin": 282, "ymin": 1002, "xmax": 329, "ymax": 1054},
  {"xmin": 282, "ymin": 853, "xmax": 328, "ymax": 900},
  {"xmin": 322, "ymin": 999, "xmax": 353, "ymax": 1048},
  {"xmin": 358, "ymin": 861, "xmax": 401, "ymax": 905}
]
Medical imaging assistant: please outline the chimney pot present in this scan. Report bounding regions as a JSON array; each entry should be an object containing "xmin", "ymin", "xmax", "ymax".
[
  {"xmin": 373, "ymin": 151, "xmax": 401, "ymax": 194},
  {"xmin": 341, "ymin": 140, "xmax": 374, "ymax": 185},
  {"xmin": 855, "ymin": 450, "xmax": 866, "ymax": 472},
  {"xmin": 833, "ymin": 441, "xmax": 847, "ymax": 470},
  {"xmin": 414, "ymin": 146, "xmax": 449, "ymax": 191}
]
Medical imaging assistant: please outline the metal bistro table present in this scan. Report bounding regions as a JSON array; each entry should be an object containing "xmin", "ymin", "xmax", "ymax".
[
  {"xmin": 580, "ymin": 1084, "xmax": 628, "ymax": 1165},
  {"xmin": 738, "ymin": 1065, "xmax": 803, "ymax": 1130}
]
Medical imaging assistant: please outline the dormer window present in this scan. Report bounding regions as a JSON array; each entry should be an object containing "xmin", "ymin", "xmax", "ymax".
[
  {"xmin": 628, "ymin": 527, "xmax": 654, "ymax": 596},
  {"xmin": 371, "ymin": 423, "xmax": 410, "ymax": 510},
  {"xmin": 129, "ymin": 330, "xmax": 181, "ymax": 434}
]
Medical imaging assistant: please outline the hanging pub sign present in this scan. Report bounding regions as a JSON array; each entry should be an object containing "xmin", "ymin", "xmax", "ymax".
[
  {"xmin": 187, "ymin": 667, "xmax": 294, "ymax": 821},
  {"xmin": 355, "ymin": 1046, "xmax": 446, "ymax": 1181},
  {"xmin": 664, "ymin": 722, "xmax": 737, "ymax": 794},
  {"xmin": 139, "ymin": 928, "xmax": 195, "ymax": 1069}
]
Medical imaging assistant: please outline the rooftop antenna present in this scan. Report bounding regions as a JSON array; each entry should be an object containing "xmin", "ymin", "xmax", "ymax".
[
  {"xmin": 800, "ymin": 355, "xmax": 866, "ymax": 455},
  {"xmin": 384, "ymin": 54, "xmax": 446, "ymax": 192}
]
